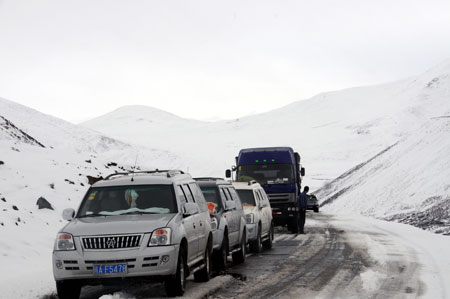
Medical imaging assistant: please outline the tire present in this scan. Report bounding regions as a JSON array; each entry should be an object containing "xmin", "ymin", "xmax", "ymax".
[
  {"xmin": 165, "ymin": 248, "xmax": 186, "ymax": 297},
  {"xmin": 194, "ymin": 245, "xmax": 212, "ymax": 282},
  {"xmin": 249, "ymin": 225, "xmax": 262, "ymax": 253},
  {"xmin": 263, "ymin": 222, "xmax": 274, "ymax": 249},
  {"xmin": 314, "ymin": 206, "xmax": 319, "ymax": 213},
  {"xmin": 213, "ymin": 235, "xmax": 228, "ymax": 272},
  {"xmin": 232, "ymin": 232, "xmax": 246, "ymax": 264},
  {"xmin": 56, "ymin": 280, "xmax": 81, "ymax": 299}
]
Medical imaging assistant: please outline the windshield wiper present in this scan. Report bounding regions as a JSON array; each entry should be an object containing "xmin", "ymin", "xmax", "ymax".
[
  {"xmin": 77, "ymin": 213, "xmax": 112, "ymax": 218},
  {"xmin": 119, "ymin": 211, "xmax": 157, "ymax": 215}
]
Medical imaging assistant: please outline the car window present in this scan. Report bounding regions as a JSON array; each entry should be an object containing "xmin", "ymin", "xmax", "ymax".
[
  {"xmin": 181, "ymin": 185, "xmax": 195, "ymax": 203},
  {"xmin": 221, "ymin": 187, "xmax": 232, "ymax": 201},
  {"xmin": 257, "ymin": 189, "xmax": 268, "ymax": 207},
  {"xmin": 236, "ymin": 189, "xmax": 256, "ymax": 207},
  {"xmin": 228, "ymin": 188, "xmax": 242, "ymax": 210},
  {"xmin": 189, "ymin": 183, "xmax": 207, "ymax": 212}
]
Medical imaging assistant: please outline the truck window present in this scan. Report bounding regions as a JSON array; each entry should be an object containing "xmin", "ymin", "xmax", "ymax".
[{"xmin": 237, "ymin": 164, "xmax": 294, "ymax": 184}]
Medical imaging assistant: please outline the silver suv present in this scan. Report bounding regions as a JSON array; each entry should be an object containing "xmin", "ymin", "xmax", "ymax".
[
  {"xmin": 233, "ymin": 181, "xmax": 274, "ymax": 253},
  {"xmin": 195, "ymin": 178, "xmax": 247, "ymax": 271},
  {"xmin": 53, "ymin": 170, "xmax": 213, "ymax": 298}
]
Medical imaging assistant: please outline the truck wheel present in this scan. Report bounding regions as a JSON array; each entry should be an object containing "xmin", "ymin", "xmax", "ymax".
[
  {"xmin": 194, "ymin": 245, "xmax": 212, "ymax": 282},
  {"xmin": 213, "ymin": 235, "xmax": 228, "ymax": 271},
  {"xmin": 56, "ymin": 280, "xmax": 81, "ymax": 299},
  {"xmin": 165, "ymin": 248, "xmax": 186, "ymax": 296},
  {"xmin": 232, "ymin": 232, "xmax": 246, "ymax": 264},
  {"xmin": 250, "ymin": 226, "xmax": 262, "ymax": 253},
  {"xmin": 263, "ymin": 222, "xmax": 274, "ymax": 249}
]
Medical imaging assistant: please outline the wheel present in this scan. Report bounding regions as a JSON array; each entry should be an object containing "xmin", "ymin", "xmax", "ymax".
[
  {"xmin": 314, "ymin": 206, "xmax": 319, "ymax": 213},
  {"xmin": 213, "ymin": 235, "xmax": 228, "ymax": 272},
  {"xmin": 56, "ymin": 280, "xmax": 81, "ymax": 299},
  {"xmin": 263, "ymin": 222, "xmax": 274, "ymax": 249},
  {"xmin": 194, "ymin": 245, "xmax": 212, "ymax": 282},
  {"xmin": 232, "ymin": 232, "xmax": 246, "ymax": 264},
  {"xmin": 165, "ymin": 248, "xmax": 186, "ymax": 297},
  {"xmin": 249, "ymin": 225, "xmax": 262, "ymax": 253}
]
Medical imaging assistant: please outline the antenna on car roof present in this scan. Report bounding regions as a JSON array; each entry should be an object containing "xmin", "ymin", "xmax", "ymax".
[{"xmin": 131, "ymin": 152, "xmax": 139, "ymax": 182}]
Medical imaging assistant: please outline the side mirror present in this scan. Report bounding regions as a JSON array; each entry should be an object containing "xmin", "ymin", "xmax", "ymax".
[
  {"xmin": 62, "ymin": 208, "xmax": 75, "ymax": 221},
  {"xmin": 301, "ymin": 167, "xmax": 305, "ymax": 176},
  {"xmin": 225, "ymin": 200, "xmax": 236, "ymax": 211},
  {"xmin": 225, "ymin": 169, "xmax": 232, "ymax": 178},
  {"xmin": 183, "ymin": 202, "xmax": 199, "ymax": 217}
]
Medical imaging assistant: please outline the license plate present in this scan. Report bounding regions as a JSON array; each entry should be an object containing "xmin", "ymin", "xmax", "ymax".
[{"xmin": 94, "ymin": 264, "xmax": 127, "ymax": 275}]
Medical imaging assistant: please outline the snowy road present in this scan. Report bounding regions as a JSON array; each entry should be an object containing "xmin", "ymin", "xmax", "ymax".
[
  {"xmin": 211, "ymin": 213, "xmax": 426, "ymax": 299},
  {"xmin": 37, "ymin": 212, "xmax": 449, "ymax": 299}
]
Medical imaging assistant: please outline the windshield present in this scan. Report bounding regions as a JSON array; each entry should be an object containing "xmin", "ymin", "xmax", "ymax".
[
  {"xmin": 236, "ymin": 190, "xmax": 256, "ymax": 207},
  {"xmin": 77, "ymin": 185, "xmax": 177, "ymax": 217},
  {"xmin": 237, "ymin": 164, "xmax": 294, "ymax": 184},
  {"xmin": 199, "ymin": 187, "xmax": 222, "ymax": 211}
]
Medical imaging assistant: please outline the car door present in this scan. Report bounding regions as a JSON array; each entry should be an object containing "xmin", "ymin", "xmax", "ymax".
[
  {"xmin": 178, "ymin": 185, "xmax": 199, "ymax": 262},
  {"xmin": 220, "ymin": 187, "xmax": 238, "ymax": 246},
  {"xmin": 228, "ymin": 187, "xmax": 245, "ymax": 242},
  {"xmin": 258, "ymin": 188, "xmax": 271, "ymax": 235},
  {"xmin": 253, "ymin": 189, "xmax": 264, "ymax": 233},
  {"xmin": 188, "ymin": 182, "xmax": 208, "ymax": 253}
]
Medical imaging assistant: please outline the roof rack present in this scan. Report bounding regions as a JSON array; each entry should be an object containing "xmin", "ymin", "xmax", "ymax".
[
  {"xmin": 248, "ymin": 180, "xmax": 259, "ymax": 186},
  {"xmin": 193, "ymin": 177, "xmax": 226, "ymax": 181},
  {"xmin": 104, "ymin": 169, "xmax": 185, "ymax": 180}
]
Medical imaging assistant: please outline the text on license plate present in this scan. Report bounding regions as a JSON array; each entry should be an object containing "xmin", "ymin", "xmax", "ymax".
[{"xmin": 94, "ymin": 264, "xmax": 127, "ymax": 275}]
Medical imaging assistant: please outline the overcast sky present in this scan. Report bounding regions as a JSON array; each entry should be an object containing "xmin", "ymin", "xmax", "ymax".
[{"xmin": 1, "ymin": 0, "xmax": 450, "ymax": 123}]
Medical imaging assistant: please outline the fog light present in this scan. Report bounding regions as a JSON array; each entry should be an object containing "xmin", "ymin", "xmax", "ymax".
[
  {"xmin": 56, "ymin": 260, "xmax": 63, "ymax": 269},
  {"xmin": 161, "ymin": 255, "xmax": 170, "ymax": 265}
]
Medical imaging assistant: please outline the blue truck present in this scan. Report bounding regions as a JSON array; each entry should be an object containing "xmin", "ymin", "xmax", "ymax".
[{"xmin": 226, "ymin": 147, "xmax": 305, "ymax": 233}]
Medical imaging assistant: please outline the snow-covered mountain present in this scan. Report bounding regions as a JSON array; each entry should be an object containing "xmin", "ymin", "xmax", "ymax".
[
  {"xmin": 0, "ymin": 97, "xmax": 185, "ymax": 297},
  {"xmin": 83, "ymin": 59, "xmax": 450, "ymax": 234},
  {"xmin": 84, "ymin": 62, "xmax": 449, "ymax": 185}
]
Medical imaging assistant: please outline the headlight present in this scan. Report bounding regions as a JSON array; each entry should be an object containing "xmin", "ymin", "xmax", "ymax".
[
  {"xmin": 56, "ymin": 233, "xmax": 76, "ymax": 251},
  {"xmin": 245, "ymin": 213, "xmax": 254, "ymax": 224},
  {"xmin": 148, "ymin": 228, "xmax": 171, "ymax": 246},
  {"xmin": 210, "ymin": 217, "xmax": 218, "ymax": 230}
]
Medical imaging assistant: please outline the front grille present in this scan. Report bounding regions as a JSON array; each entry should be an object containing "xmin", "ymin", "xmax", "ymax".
[
  {"xmin": 82, "ymin": 235, "xmax": 142, "ymax": 249},
  {"xmin": 268, "ymin": 194, "xmax": 291, "ymax": 202}
]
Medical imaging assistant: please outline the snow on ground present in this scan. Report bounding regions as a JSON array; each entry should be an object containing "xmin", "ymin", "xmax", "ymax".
[{"xmin": 324, "ymin": 214, "xmax": 450, "ymax": 298}]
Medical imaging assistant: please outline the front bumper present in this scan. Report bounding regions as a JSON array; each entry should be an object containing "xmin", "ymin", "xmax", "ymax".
[{"xmin": 53, "ymin": 242, "xmax": 179, "ymax": 282}]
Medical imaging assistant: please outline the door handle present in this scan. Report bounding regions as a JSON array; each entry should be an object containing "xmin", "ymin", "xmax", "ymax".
[
  {"xmin": 193, "ymin": 223, "xmax": 196, "ymax": 229},
  {"xmin": 199, "ymin": 220, "xmax": 203, "ymax": 226}
]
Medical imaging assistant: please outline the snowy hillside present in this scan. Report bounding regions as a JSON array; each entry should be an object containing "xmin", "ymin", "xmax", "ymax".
[
  {"xmin": 84, "ymin": 60, "xmax": 450, "ymax": 190},
  {"xmin": 83, "ymin": 59, "xmax": 450, "ymax": 234},
  {"xmin": 316, "ymin": 116, "xmax": 450, "ymax": 235},
  {"xmin": 0, "ymin": 97, "xmax": 184, "ymax": 297}
]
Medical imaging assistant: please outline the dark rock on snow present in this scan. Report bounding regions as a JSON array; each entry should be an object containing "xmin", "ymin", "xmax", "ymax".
[{"xmin": 36, "ymin": 197, "xmax": 54, "ymax": 210}]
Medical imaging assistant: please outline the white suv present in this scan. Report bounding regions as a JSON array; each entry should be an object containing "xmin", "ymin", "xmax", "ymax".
[
  {"xmin": 233, "ymin": 181, "xmax": 274, "ymax": 253},
  {"xmin": 53, "ymin": 170, "xmax": 213, "ymax": 298}
]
